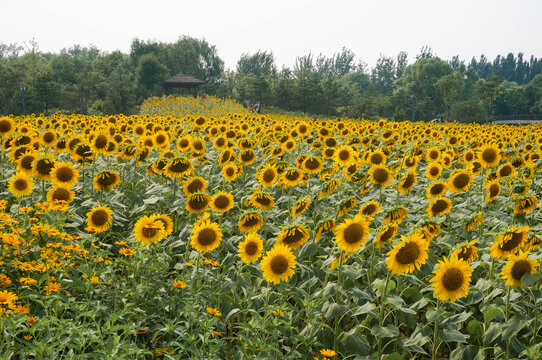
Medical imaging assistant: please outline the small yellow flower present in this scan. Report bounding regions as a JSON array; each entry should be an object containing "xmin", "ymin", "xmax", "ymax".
[
  {"xmin": 206, "ymin": 307, "xmax": 221, "ymax": 316},
  {"xmin": 172, "ymin": 280, "xmax": 187, "ymax": 289}
]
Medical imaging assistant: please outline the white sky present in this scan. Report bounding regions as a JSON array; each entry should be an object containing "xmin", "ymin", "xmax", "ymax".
[{"xmin": 2, "ymin": 0, "xmax": 541, "ymax": 71}]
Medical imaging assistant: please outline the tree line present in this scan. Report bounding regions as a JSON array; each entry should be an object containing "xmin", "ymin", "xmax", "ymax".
[{"xmin": 1, "ymin": 38, "xmax": 542, "ymax": 122}]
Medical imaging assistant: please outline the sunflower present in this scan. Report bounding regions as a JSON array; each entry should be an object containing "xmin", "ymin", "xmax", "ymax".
[
  {"xmin": 86, "ymin": 205, "xmax": 113, "ymax": 233},
  {"xmin": 319, "ymin": 178, "xmax": 342, "ymax": 198},
  {"xmin": 222, "ymin": 163, "xmax": 241, "ymax": 182},
  {"xmin": 134, "ymin": 215, "xmax": 166, "ymax": 246},
  {"xmin": 375, "ymin": 224, "xmax": 398, "ymax": 248},
  {"xmin": 383, "ymin": 207, "xmax": 408, "ymax": 225},
  {"xmin": 257, "ymin": 163, "xmax": 278, "ymax": 188},
  {"xmin": 191, "ymin": 217, "xmax": 223, "ymax": 253},
  {"xmin": 513, "ymin": 196, "xmax": 538, "ymax": 215},
  {"xmin": 183, "ymin": 176, "xmax": 208, "ymax": 196},
  {"xmin": 16, "ymin": 151, "xmax": 37, "ymax": 175},
  {"xmin": 150, "ymin": 213, "xmax": 174, "ymax": 237},
  {"xmin": 190, "ymin": 137, "xmax": 206, "ymax": 154},
  {"xmin": 430, "ymin": 255, "xmax": 473, "ymax": 302},
  {"xmin": 33, "ymin": 156, "xmax": 55, "ymax": 181},
  {"xmin": 426, "ymin": 197, "xmax": 453, "ymax": 218},
  {"xmin": 0, "ymin": 117, "xmax": 15, "ymax": 136},
  {"xmin": 296, "ymin": 121, "xmax": 311, "ymax": 136},
  {"xmin": 485, "ymin": 179, "xmax": 501, "ymax": 202},
  {"xmin": 358, "ymin": 200, "xmax": 381, "ymax": 218},
  {"xmin": 210, "ymin": 191, "xmax": 235, "ymax": 212},
  {"xmin": 497, "ymin": 162, "xmax": 514, "ymax": 179},
  {"xmin": 397, "ymin": 171, "xmax": 417, "ymax": 194},
  {"xmin": 260, "ymin": 244, "xmax": 297, "ymax": 285},
  {"xmin": 523, "ymin": 235, "xmax": 541, "ymax": 252},
  {"xmin": 315, "ymin": 219, "xmax": 335, "ymax": 242},
  {"xmin": 462, "ymin": 149, "xmax": 476, "ymax": 164},
  {"xmin": 302, "ymin": 156, "xmax": 323, "ymax": 174},
  {"xmin": 276, "ymin": 224, "xmax": 310, "ymax": 250},
  {"xmin": 280, "ymin": 168, "xmax": 304, "ymax": 187},
  {"xmin": 490, "ymin": 226, "xmax": 530, "ymax": 259},
  {"xmin": 335, "ymin": 215, "xmax": 370, "ymax": 253},
  {"xmin": 239, "ymin": 149, "xmax": 257, "ymax": 166},
  {"xmin": 367, "ymin": 149, "xmax": 387, "ymax": 167},
  {"xmin": 90, "ymin": 131, "xmax": 110, "ymax": 154},
  {"xmin": 451, "ymin": 240, "xmax": 478, "ymax": 263},
  {"xmin": 166, "ymin": 158, "xmax": 194, "ymax": 178},
  {"xmin": 369, "ymin": 165, "xmax": 393, "ymax": 187},
  {"xmin": 47, "ymin": 185, "xmax": 75, "ymax": 205},
  {"xmin": 426, "ymin": 146, "xmax": 441, "ymax": 162},
  {"xmin": 448, "ymin": 169, "xmax": 473, "ymax": 193},
  {"xmin": 8, "ymin": 172, "xmax": 34, "ymax": 197},
  {"xmin": 185, "ymin": 194, "xmax": 210, "ymax": 214},
  {"xmin": 403, "ymin": 155, "xmax": 419, "ymax": 170},
  {"xmin": 49, "ymin": 161, "xmax": 79, "ymax": 187},
  {"xmin": 425, "ymin": 162, "xmax": 442, "ymax": 180},
  {"xmin": 334, "ymin": 145, "xmax": 356, "ymax": 166},
  {"xmin": 500, "ymin": 251, "xmax": 539, "ymax": 288},
  {"xmin": 386, "ymin": 233, "xmax": 429, "ymax": 274},
  {"xmin": 464, "ymin": 212, "xmax": 484, "ymax": 232},
  {"xmin": 238, "ymin": 233, "xmax": 264, "ymax": 264},
  {"xmin": 291, "ymin": 196, "xmax": 311, "ymax": 217},
  {"xmin": 93, "ymin": 170, "xmax": 121, "ymax": 191},
  {"xmin": 426, "ymin": 181, "xmax": 447, "ymax": 198},
  {"xmin": 249, "ymin": 192, "xmax": 275, "ymax": 211},
  {"xmin": 238, "ymin": 212, "xmax": 264, "ymax": 233},
  {"xmin": 479, "ymin": 144, "xmax": 501, "ymax": 168}
]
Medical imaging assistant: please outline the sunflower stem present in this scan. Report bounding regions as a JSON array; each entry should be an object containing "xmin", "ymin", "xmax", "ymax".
[
  {"xmin": 432, "ymin": 300, "xmax": 440, "ymax": 360},
  {"xmin": 378, "ymin": 271, "xmax": 392, "ymax": 359},
  {"xmin": 505, "ymin": 286, "xmax": 511, "ymax": 359}
]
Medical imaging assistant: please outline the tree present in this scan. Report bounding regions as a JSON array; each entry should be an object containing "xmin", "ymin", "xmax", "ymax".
[
  {"xmin": 237, "ymin": 51, "xmax": 276, "ymax": 77},
  {"xmin": 434, "ymin": 74, "xmax": 462, "ymax": 120},
  {"xmin": 135, "ymin": 54, "xmax": 168, "ymax": 96},
  {"xmin": 371, "ymin": 55, "xmax": 396, "ymax": 94},
  {"xmin": 476, "ymin": 75, "xmax": 505, "ymax": 121}
]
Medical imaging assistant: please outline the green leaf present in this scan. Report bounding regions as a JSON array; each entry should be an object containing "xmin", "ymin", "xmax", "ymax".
[
  {"xmin": 383, "ymin": 352, "xmax": 403, "ymax": 360},
  {"xmin": 352, "ymin": 302, "xmax": 376, "ymax": 316},
  {"xmin": 441, "ymin": 311, "xmax": 471, "ymax": 326},
  {"xmin": 325, "ymin": 303, "xmax": 348, "ymax": 321},
  {"xmin": 322, "ymin": 282, "xmax": 340, "ymax": 298},
  {"xmin": 225, "ymin": 308, "xmax": 240, "ymax": 321},
  {"xmin": 342, "ymin": 332, "xmax": 371, "ymax": 356},
  {"xmin": 371, "ymin": 324, "xmax": 399, "ymax": 338},
  {"xmin": 426, "ymin": 308, "xmax": 443, "ymax": 322},
  {"xmin": 298, "ymin": 242, "xmax": 318, "ymax": 259},
  {"xmin": 450, "ymin": 345, "xmax": 483, "ymax": 360},
  {"xmin": 440, "ymin": 328, "xmax": 468, "ymax": 343},
  {"xmin": 466, "ymin": 319, "xmax": 483, "ymax": 338},
  {"xmin": 482, "ymin": 322, "xmax": 501, "ymax": 344},
  {"xmin": 483, "ymin": 305, "xmax": 502, "ymax": 324},
  {"xmin": 402, "ymin": 334, "xmax": 430, "ymax": 355},
  {"xmin": 410, "ymin": 297, "xmax": 430, "ymax": 311},
  {"xmin": 502, "ymin": 315, "xmax": 524, "ymax": 339},
  {"xmin": 522, "ymin": 272, "xmax": 541, "ymax": 287}
]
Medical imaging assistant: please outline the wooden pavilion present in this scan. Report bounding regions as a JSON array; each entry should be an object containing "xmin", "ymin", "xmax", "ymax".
[{"xmin": 158, "ymin": 73, "xmax": 205, "ymax": 96}]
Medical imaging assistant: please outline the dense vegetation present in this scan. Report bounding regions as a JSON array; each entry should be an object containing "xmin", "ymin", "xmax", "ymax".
[
  {"xmin": 1, "ymin": 38, "xmax": 542, "ymax": 122},
  {"xmin": 0, "ymin": 97, "xmax": 541, "ymax": 358}
]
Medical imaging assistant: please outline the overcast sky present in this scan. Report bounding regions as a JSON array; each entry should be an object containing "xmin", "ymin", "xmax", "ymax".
[{"xmin": 2, "ymin": 0, "xmax": 541, "ymax": 71}]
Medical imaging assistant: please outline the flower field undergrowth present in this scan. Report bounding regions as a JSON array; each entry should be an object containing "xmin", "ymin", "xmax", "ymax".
[{"xmin": 0, "ymin": 96, "xmax": 541, "ymax": 359}]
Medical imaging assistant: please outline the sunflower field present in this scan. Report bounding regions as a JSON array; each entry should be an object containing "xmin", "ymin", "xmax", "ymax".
[{"xmin": 0, "ymin": 96, "xmax": 541, "ymax": 359}]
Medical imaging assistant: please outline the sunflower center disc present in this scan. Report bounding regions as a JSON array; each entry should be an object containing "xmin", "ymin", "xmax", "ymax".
[
  {"xmin": 442, "ymin": 267, "xmax": 464, "ymax": 291},
  {"xmin": 198, "ymin": 228, "xmax": 216, "ymax": 246},
  {"xmin": 511, "ymin": 259, "xmax": 531, "ymax": 280},
  {"xmin": 270, "ymin": 255, "xmax": 288, "ymax": 274},
  {"xmin": 344, "ymin": 223, "xmax": 364, "ymax": 244},
  {"xmin": 500, "ymin": 232, "xmax": 524, "ymax": 251},
  {"xmin": 57, "ymin": 167, "xmax": 74, "ymax": 182},
  {"xmin": 453, "ymin": 174, "xmax": 470, "ymax": 189},
  {"xmin": 396, "ymin": 242, "xmax": 420, "ymax": 265},
  {"xmin": 482, "ymin": 149, "xmax": 497, "ymax": 164},
  {"xmin": 91, "ymin": 210, "xmax": 108, "ymax": 226},
  {"xmin": 14, "ymin": 179, "xmax": 28, "ymax": 191},
  {"xmin": 245, "ymin": 242, "xmax": 258, "ymax": 255}
]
